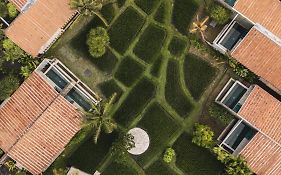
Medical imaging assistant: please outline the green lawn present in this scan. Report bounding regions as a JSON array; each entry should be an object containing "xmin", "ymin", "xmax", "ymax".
[
  {"xmin": 135, "ymin": 102, "xmax": 179, "ymax": 166},
  {"xmin": 173, "ymin": 133, "xmax": 224, "ymax": 175},
  {"xmin": 68, "ymin": 132, "xmax": 118, "ymax": 173},
  {"xmin": 113, "ymin": 78, "xmax": 156, "ymax": 127},
  {"xmin": 150, "ymin": 54, "xmax": 164, "ymax": 77},
  {"xmin": 165, "ymin": 59, "xmax": 194, "ymax": 117},
  {"xmin": 145, "ymin": 160, "xmax": 179, "ymax": 175},
  {"xmin": 172, "ymin": 0, "xmax": 200, "ymax": 34},
  {"xmin": 109, "ymin": 7, "xmax": 145, "ymax": 54},
  {"xmin": 154, "ymin": 1, "xmax": 170, "ymax": 24},
  {"xmin": 98, "ymin": 79, "xmax": 123, "ymax": 100},
  {"xmin": 134, "ymin": 0, "xmax": 162, "ymax": 15},
  {"xmin": 114, "ymin": 56, "xmax": 145, "ymax": 87},
  {"xmin": 101, "ymin": 3, "xmax": 117, "ymax": 23},
  {"xmin": 134, "ymin": 24, "xmax": 167, "ymax": 64},
  {"xmin": 184, "ymin": 54, "xmax": 217, "ymax": 100},
  {"xmin": 168, "ymin": 36, "xmax": 188, "ymax": 57}
]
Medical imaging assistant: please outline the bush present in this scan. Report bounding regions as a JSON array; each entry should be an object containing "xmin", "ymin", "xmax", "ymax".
[
  {"xmin": 212, "ymin": 146, "xmax": 231, "ymax": 164},
  {"xmin": 208, "ymin": 103, "xmax": 234, "ymax": 125},
  {"xmin": 225, "ymin": 156, "xmax": 253, "ymax": 175},
  {"xmin": 210, "ymin": 4, "xmax": 230, "ymax": 25},
  {"xmin": 2, "ymin": 39, "xmax": 25, "ymax": 62},
  {"xmin": 192, "ymin": 123, "xmax": 214, "ymax": 148},
  {"xmin": 0, "ymin": 2, "xmax": 8, "ymax": 18},
  {"xmin": 228, "ymin": 58, "xmax": 258, "ymax": 82},
  {"xmin": 87, "ymin": 27, "xmax": 109, "ymax": 58},
  {"xmin": 7, "ymin": 2, "xmax": 18, "ymax": 18},
  {"xmin": 0, "ymin": 74, "xmax": 20, "ymax": 101},
  {"xmin": 163, "ymin": 148, "xmax": 176, "ymax": 163}
]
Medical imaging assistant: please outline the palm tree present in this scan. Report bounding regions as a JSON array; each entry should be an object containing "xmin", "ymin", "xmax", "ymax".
[
  {"xmin": 189, "ymin": 15, "xmax": 209, "ymax": 41},
  {"xmin": 70, "ymin": 0, "xmax": 112, "ymax": 26},
  {"xmin": 84, "ymin": 93, "xmax": 118, "ymax": 144}
]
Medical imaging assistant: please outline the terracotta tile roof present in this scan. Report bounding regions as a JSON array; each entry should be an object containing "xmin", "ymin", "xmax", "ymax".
[
  {"xmin": 234, "ymin": 0, "xmax": 281, "ymax": 38},
  {"xmin": 8, "ymin": 0, "xmax": 27, "ymax": 10},
  {"xmin": 240, "ymin": 133, "xmax": 281, "ymax": 175},
  {"xmin": 0, "ymin": 72, "xmax": 82, "ymax": 174},
  {"xmin": 5, "ymin": 0, "xmax": 77, "ymax": 57},
  {"xmin": 238, "ymin": 86, "xmax": 281, "ymax": 144},
  {"xmin": 232, "ymin": 28, "xmax": 281, "ymax": 92}
]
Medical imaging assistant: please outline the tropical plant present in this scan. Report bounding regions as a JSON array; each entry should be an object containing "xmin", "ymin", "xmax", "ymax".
[
  {"xmin": 189, "ymin": 15, "xmax": 209, "ymax": 41},
  {"xmin": 192, "ymin": 123, "xmax": 214, "ymax": 148},
  {"xmin": 2, "ymin": 39, "xmax": 25, "ymax": 62},
  {"xmin": 4, "ymin": 160, "xmax": 16, "ymax": 172},
  {"xmin": 163, "ymin": 147, "xmax": 176, "ymax": 163},
  {"xmin": 213, "ymin": 146, "xmax": 232, "ymax": 163},
  {"xmin": 0, "ymin": 74, "xmax": 20, "ymax": 101},
  {"xmin": 225, "ymin": 156, "xmax": 253, "ymax": 175},
  {"xmin": 210, "ymin": 4, "xmax": 230, "ymax": 25},
  {"xmin": 19, "ymin": 55, "xmax": 39, "ymax": 78},
  {"xmin": 84, "ymin": 93, "xmax": 118, "ymax": 144},
  {"xmin": 0, "ymin": 2, "xmax": 8, "ymax": 18},
  {"xmin": 7, "ymin": 2, "xmax": 18, "ymax": 18},
  {"xmin": 208, "ymin": 103, "xmax": 234, "ymax": 126},
  {"xmin": 69, "ymin": 0, "xmax": 111, "ymax": 26},
  {"xmin": 86, "ymin": 27, "xmax": 109, "ymax": 58},
  {"xmin": 15, "ymin": 170, "xmax": 27, "ymax": 175},
  {"xmin": 111, "ymin": 131, "xmax": 135, "ymax": 164},
  {"xmin": 52, "ymin": 168, "xmax": 67, "ymax": 175}
]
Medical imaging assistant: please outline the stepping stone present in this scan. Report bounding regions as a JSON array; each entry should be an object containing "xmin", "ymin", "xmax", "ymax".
[{"xmin": 84, "ymin": 69, "xmax": 92, "ymax": 77}]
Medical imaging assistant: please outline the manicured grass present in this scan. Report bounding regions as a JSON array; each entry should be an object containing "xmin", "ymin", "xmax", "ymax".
[
  {"xmin": 102, "ymin": 157, "xmax": 143, "ymax": 175},
  {"xmin": 114, "ymin": 56, "xmax": 145, "ymax": 87},
  {"xmin": 134, "ymin": 24, "xmax": 166, "ymax": 64},
  {"xmin": 150, "ymin": 54, "xmax": 163, "ymax": 77},
  {"xmin": 173, "ymin": 133, "xmax": 224, "ymax": 175},
  {"xmin": 117, "ymin": 0, "xmax": 126, "ymax": 7},
  {"xmin": 184, "ymin": 54, "xmax": 217, "ymax": 100},
  {"xmin": 91, "ymin": 50, "xmax": 118, "ymax": 74},
  {"xmin": 109, "ymin": 7, "xmax": 145, "ymax": 54},
  {"xmin": 165, "ymin": 59, "xmax": 194, "ymax": 117},
  {"xmin": 98, "ymin": 79, "xmax": 123, "ymax": 101},
  {"xmin": 145, "ymin": 160, "xmax": 179, "ymax": 175},
  {"xmin": 135, "ymin": 102, "xmax": 179, "ymax": 166},
  {"xmin": 134, "ymin": 0, "xmax": 161, "ymax": 14},
  {"xmin": 68, "ymin": 132, "xmax": 118, "ymax": 173},
  {"xmin": 154, "ymin": 1, "xmax": 169, "ymax": 24},
  {"xmin": 113, "ymin": 78, "xmax": 156, "ymax": 127},
  {"xmin": 172, "ymin": 0, "xmax": 200, "ymax": 34},
  {"xmin": 101, "ymin": 3, "xmax": 116, "ymax": 23},
  {"xmin": 168, "ymin": 36, "xmax": 188, "ymax": 57}
]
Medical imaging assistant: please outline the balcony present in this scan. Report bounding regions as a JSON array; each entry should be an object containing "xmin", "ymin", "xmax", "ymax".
[{"xmin": 36, "ymin": 59, "xmax": 100, "ymax": 111}]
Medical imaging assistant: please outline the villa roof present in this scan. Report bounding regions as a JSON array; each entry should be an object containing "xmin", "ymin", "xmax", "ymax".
[
  {"xmin": 232, "ymin": 28, "xmax": 281, "ymax": 92},
  {"xmin": 238, "ymin": 86, "xmax": 281, "ymax": 174},
  {"xmin": 8, "ymin": 0, "xmax": 27, "ymax": 10},
  {"xmin": 0, "ymin": 72, "xmax": 82, "ymax": 174},
  {"xmin": 234, "ymin": 0, "xmax": 281, "ymax": 38},
  {"xmin": 241, "ymin": 133, "xmax": 281, "ymax": 175},
  {"xmin": 5, "ymin": 0, "xmax": 76, "ymax": 57}
]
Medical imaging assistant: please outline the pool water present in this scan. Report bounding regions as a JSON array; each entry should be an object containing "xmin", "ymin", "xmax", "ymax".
[
  {"xmin": 46, "ymin": 69, "xmax": 68, "ymax": 90},
  {"xmin": 225, "ymin": 0, "xmax": 237, "ymax": 6}
]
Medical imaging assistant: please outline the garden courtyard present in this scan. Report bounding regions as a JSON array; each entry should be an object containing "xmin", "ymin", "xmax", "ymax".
[{"xmin": 45, "ymin": 0, "xmax": 232, "ymax": 174}]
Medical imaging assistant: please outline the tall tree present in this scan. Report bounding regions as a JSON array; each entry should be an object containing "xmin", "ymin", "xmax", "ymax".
[
  {"xmin": 70, "ymin": 0, "xmax": 112, "ymax": 26},
  {"xmin": 189, "ymin": 15, "xmax": 209, "ymax": 41},
  {"xmin": 84, "ymin": 93, "xmax": 118, "ymax": 144}
]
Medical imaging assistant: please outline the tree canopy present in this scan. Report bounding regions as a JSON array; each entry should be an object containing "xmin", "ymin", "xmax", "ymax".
[{"xmin": 87, "ymin": 27, "xmax": 109, "ymax": 58}]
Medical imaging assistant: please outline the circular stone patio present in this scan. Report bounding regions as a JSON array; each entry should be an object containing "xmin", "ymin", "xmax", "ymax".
[{"xmin": 128, "ymin": 127, "xmax": 150, "ymax": 155}]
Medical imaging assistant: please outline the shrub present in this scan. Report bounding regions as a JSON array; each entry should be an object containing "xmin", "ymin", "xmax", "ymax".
[
  {"xmin": 2, "ymin": 39, "xmax": 25, "ymax": 62},
  {"xmin": 0, "ymin": 74, "xmax": 20, "ymax": 101},
  {"xmin": 163, "ymin": 148, "xmax": 176, "ymax": 163},
  {"xmin": 0, "ymin": 2, "xmax": 8, "ymax": 18},
  {"xmin": 192, "ymin": 123, "xmax": 214, "ymax": 148},
  {"xmin": 210, "ymin": 4, "xmax": 230, "ymax": 25},
  {"xmin": 7, "ymin": 2, "xmax": 18, "ymax": 18},
  {"xmin": 208, "ymin": 103, "xmax": 234, "ymax": 125},
  {"xmin": 225, "ymin": 156, "xmax": 253, "ymax": 175},
  {"xmin": 87, "ymin": 27, "xmax": 109, "ymax": 58},
  {"xmin": 212, "ymin": 146, "xmax": 232, "ymax": 164}
]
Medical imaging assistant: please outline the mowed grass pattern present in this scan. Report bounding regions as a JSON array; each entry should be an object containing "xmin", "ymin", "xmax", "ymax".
[
  {"xmin": 184, "ymin": 54, "xmax": 217, "ymax": 100},
  {"xmin": 145, "ymin": 160, "xmax": 179, "ymax": 175},
  {"xmin": 172, "ymin": 0, "xmax": 200, "ymax": 34},
  {"xmin": 113, "ymin": 78, "xmax": 156, "ymax": 127},
  {"xmin": 165, "ymin": 59, "xmax": 193, "ymax": 117},
  {"xmin": 134, "ymin": 24, "xmax": 166, "ymax": 64},
  {"xmin": 98, "ymin": 79, "xmax": 123, "ymax": 101},
  {"xmin": 114, "ymin": 56, "xmax": 145, "ymax": 87},
  {"xmin": 168, "ymin": 36, "xmax": 188, "ymax": 57},
  {"xmin": 135, "ymin": 102, "xmax": 179, "ymax": 166},
  {"xmin": 134, "ymin": 0, "xmax": 161, "ymax": 14},
  {"xmin": 173, "ymin": 133, "xmax": 224, "ymax": 175},
  {"xmin": 109, "ymin": 7, "xmax": 145, "ymax": 54}
]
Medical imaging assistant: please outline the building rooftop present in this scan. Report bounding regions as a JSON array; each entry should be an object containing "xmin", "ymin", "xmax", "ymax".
[
  {"xmin": 233, "ymin": 0, "xmax": 281, "ymax": 39},
  {"xmin": 5, "ymin": 0, "xmax": 76, "ymax": 57},
  {"xmin": 0, "ymin": 59, "xmax": 100, "ymax": 174},
  {"xmin": 232, "ymin": 28, "xmax": 281, "ymax": 92}
]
